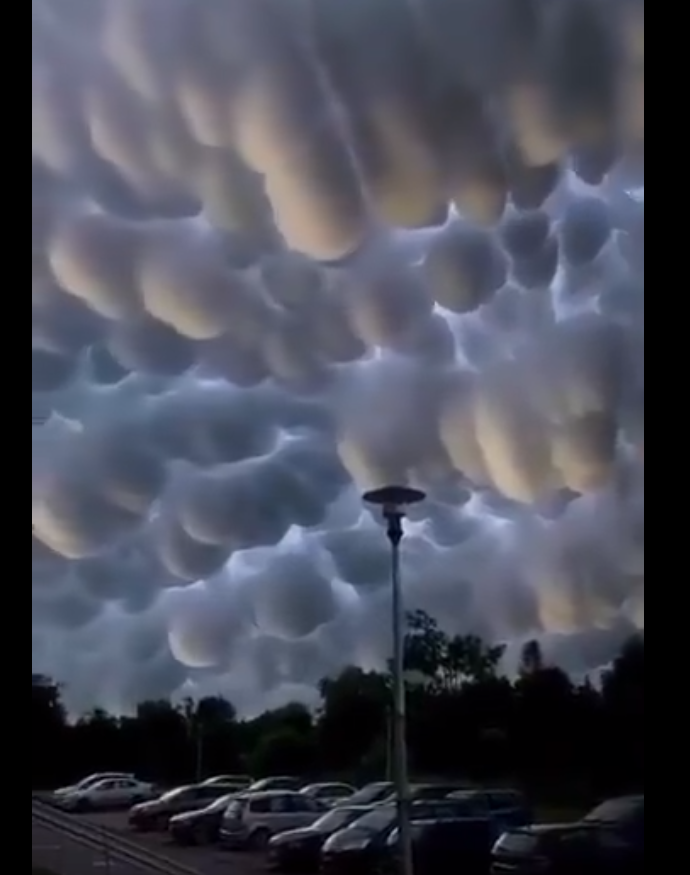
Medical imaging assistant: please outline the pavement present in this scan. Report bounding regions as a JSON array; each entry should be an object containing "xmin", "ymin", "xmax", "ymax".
[
  {"xmin": 33, "ymin": 808, "xmax": 295, "ymax": 875},
  {"xmin": 33, "ymin": 818, "xmax": 147, "ymax": 875}
]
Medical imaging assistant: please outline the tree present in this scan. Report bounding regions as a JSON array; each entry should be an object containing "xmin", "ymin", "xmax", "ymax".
[
  {"xmin": 249, "ymin": 727, "xmax": 316, "ymax": 777},
  {"xmin": 317, "ymin": 668, "xmax": 388, "ymax": 775},
  {"xmin": 519, "ymin": 640, "xmax": 544, "ymax": 677},
  {"xmin": 32, "ymin": 674, "xmax": 67, "ymax": 788},
  {"xmin": 29, "ymin": 621, "xmax": 644, "ymax": 808}
]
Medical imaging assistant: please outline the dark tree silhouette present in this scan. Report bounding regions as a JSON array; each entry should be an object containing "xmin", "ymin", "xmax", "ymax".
[{"xmin": 31, "ymin": 612, "xmax": 643, "ymax": 808}]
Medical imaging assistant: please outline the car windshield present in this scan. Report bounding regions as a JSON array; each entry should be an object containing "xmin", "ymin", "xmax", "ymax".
[
  {"xmin": 349, "ymin": 806, "xmax": 395, "ymax": 834},
  {"xmin": 224, "ymin": 799, "xmax": 247, "ymax": 818},
  {"xmin": 584, "ymin": 797, "xmax": 643, "ymax": 824},
  {"xmin": 203, "ymin": 793, "xmax": 234, "ymax": 813},
  {"xmin": 248, "ymin": 778, "xmax": 282, "ymax": 791},
  {"xmin": 312, "ymin": 808, "xmax": 364, "ymax": 833},
  {"xmin": 75, "ymin": 777, "xmax": 99, "ymax": 789},
  {"xmin": 348, "ymin": 784, "xmax": 392, "ymax": 805},
  {"xmin": 160, "ymin": 786, "xmax": 192, "ymax": 803},
  {"xmin": 76, "ymin": 775, "xmax": 117, "ymax": 789},
  {"xmin": 205, "ymin": 776, "xmax": 248, "ymax": 787}
]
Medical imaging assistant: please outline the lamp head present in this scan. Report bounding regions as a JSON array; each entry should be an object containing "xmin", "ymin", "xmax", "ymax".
[
  {"xmin": 362, "ymin": 485, "xmax": 426, "ymax": 514},
  {"xmin": 363, "ymin": 486, "xmax": 426, "ymax": 545}
]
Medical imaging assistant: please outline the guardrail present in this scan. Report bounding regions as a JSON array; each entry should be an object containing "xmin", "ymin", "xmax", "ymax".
[{"xmin": 32, "ymin": 799, "xmax": 201, "ymax": 875}]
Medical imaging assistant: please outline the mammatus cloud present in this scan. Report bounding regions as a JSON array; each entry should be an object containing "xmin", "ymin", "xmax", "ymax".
[{"xmin": 32, "ymin": 0, "xmax": 643, "ymax": 714}]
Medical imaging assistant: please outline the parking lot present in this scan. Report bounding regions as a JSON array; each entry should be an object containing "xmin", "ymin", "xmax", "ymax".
[{"xmin": 35, "ymin": 808, "xmax": 297, "ymax": 875}]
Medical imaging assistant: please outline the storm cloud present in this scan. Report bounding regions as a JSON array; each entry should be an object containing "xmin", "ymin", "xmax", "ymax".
[{"xmin": 32, "ymin": 0, "xmax": 643, "ymax": 714}]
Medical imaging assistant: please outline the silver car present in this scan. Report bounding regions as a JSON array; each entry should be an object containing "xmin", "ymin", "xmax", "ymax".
[
  {"xmin": 219, "ymin": 790, "xmax": 324, "ymax": 849},
  {"xmin": 55, "ymin": 776, "xmax": 155, "ymax": 811},
  {"xmin": 300, "ymin": 782, "xmax": 355, "ymax": 807}
]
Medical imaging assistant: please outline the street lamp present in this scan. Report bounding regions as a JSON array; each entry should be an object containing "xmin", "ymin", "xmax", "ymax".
[
  {"xmin": 183, "ymin": 699, "xmax": 204, "ymax": 783},
  {"xmin": 363, "ymin": 485, "xmax": 426, "ymax": 875}
]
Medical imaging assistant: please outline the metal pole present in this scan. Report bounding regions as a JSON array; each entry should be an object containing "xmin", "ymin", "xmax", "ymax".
[
  {"xmin": 195, "ymin": 722, "xmax": 203, "ymax": 783},
  {"xmin": 388, "ymin": 519, "xmax": 414, "ymax": 875},
  {"xmin": 362, "ymin": 486, "xmax": 425, "ymax": 875}
]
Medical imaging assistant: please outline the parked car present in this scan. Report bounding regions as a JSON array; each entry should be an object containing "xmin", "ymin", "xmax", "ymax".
[
  {"xmin": 334, "ymin": 782, "xmax": 394, "ymax": 808},
  {"xmin": 169, "ymin": 792, "xmax": 236, "ymax": 845},
  {"xmin": 405, "ymin": 782, "xmax": 474, "ymax": 801},
  {"xmin": 370, "ymin": 782, "xmax": 474, "ymax": 806},
  {"xmin": 128, "ymin": 782, "xmax": 236, "ymax": 831},
  {"xmin": 448, "ymin": 788, "xmax": 532, "ymax": 834},
  {"xmin": 300, "ymin": 782, "xmax": 355, "ymax": 807},
  {"xmin": 321, "ymin": 797, "xmax": 494, "ymax": 874},
  {"xmin": 246, "ymin": 776, "xmax": 303, "ymax": 792},
  {"xmin": 53, "ymin": 773, "xmax": 136, "ymax": 799},
  {"xmin": 491, "ymin": 794, "xmax": 644, "ymax": 875},
  {"xmin": 219, "ymin": 790, "xmax": 325, "ymax": 849},
  {"xmin": 381, "ymin": 817, "xmax": 497, "ymax": 875},
  {"xmin": 54, "ymin": 776, "xmax": 155, "ymax": 812},
  {"xmin": 201, "ymin": 774, "xmax": 252, "ymax": 789},
  {"xmin": 267, "ymin": 805, "xmax": 377, "ymax": 872}
]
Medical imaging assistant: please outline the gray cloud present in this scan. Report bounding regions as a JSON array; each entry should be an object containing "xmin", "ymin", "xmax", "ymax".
[{"xmin": 32, "ymin": 0, "xmax": 643, "ymax": 713}]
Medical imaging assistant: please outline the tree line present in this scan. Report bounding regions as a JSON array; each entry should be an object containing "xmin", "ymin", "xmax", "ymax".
[{"xmin": 32, "ymin": 610, "xmax": 643, "ymax": 807}]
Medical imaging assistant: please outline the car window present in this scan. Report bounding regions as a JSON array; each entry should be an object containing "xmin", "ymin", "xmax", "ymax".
[
  {"xmin": 494, "ymin": 831, "xmax": 539, "ymax": 854},
  {"xmin": 289, "ymin": 794, "xmax": 315, "ymax": 812},
  {"xmin": 270, "ymin": 796, "xmax": 292, "ymax": 814},
  {"xmin": 249, "ymin": 778, "xmax": 297, "ymax": 792},
  {"xmin": 311, "ymin": 808, "xmax": 364, "ymax": 833},
  {"xmin": 79, "ymin": 776, "xmax": 110, "ymax": 789},
  {"xmin": 347, "ymin": 784, "xmax": 393, "ymax": 805},
  {"xmin": 199, "ymin": 786, "xmax": 226, "ymax": 800},
  {"xmin": 488, "ymin": 791, "xmax": 523, "ymax": 810},
  {"xmin": 160, "ymin": 786, "xmax": 192, "ymax": 803},
  {"xmin": 390, "ymin": 821, "xmax": 447, "ymax": 845},
  {"xmin": 351, "ymin": 806, "xmax": 396, "ymax": 833},
  {"xmin": 413, "ymin": 785, "xmax": 461, "ymax": 799},
  {"xmin": 584, "ymin": 797, "xmax": 643, "ymax": 825},
  {"xmin": 205, "ymin": 794, "xmax": 233, "ymax": 813},
  {"xmin": 327, "ymin": 785, "xmax": 352, "ymax": 798},
  {"xmin": 225, "ymin": 799, "xmax": 247, "ymax": 818},
  {"xmin": 249, "ymin": 796, "xmax": 273, "ymax": 813},
  {"xmin": 427, "ymin": 799, "xmax": 483, "ymax": 819},
  {"xmin": 95, "ymin": 780, "xmax": 115, "ymax": 791}
]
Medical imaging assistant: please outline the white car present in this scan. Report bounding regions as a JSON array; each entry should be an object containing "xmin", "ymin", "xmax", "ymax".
[
  {"xmin": 219, "ymin": 790, "xmax": 324, "ymax": 849},
  {"xmin": 55, "ymin": 776, "xmax": 155, "ymax": 812},
  {"xmin": 53, "ymin": 772, "xmax": 135, "ymax": 798}
]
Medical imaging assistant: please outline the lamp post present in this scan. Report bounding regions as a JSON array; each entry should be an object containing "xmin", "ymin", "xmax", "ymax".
[
  {"xmin": 363, "ymin": 485, "xmax": 426, "ymax": 875},
  {"xmin": 183, "ymin": 699, "xmax": 204, "ymax": 783}
]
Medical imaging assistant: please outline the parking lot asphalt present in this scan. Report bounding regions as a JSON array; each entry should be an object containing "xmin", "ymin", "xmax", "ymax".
[
  {"xmin": 33, "ymin": 817, "xmax": 154, "ymax": 875},
  {"xmin": 34, "ymin": 809, "xmax": 289, "ymax": 875}
]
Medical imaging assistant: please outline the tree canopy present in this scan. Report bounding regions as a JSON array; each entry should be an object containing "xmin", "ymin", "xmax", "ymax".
[{"xmin": 32, "ymin": 611, "xmax": 643, "ymax": 806}]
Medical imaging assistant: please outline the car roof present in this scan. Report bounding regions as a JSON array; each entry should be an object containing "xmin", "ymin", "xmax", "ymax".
[
  {"xmin": 255, "ymin": 776, "xmax": 297, "ymax": 781},
  {"xmin": 303, "ymin": 782, "xmax": 350, "ymax": 789},
  {"xmin": 333, "ymin": 804, "xmax": 376, "ymax": 812}
]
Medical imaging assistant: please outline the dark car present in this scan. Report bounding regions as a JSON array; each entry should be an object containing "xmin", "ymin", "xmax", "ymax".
[
  {"xmin": 246, "ymin": 776, "xmax": 303, "ymax": 793},
  {"xmin": 380, "ymin": 818, "xmax": 497, "ymax": 875},
  {"xmin": 334, "ymin": 783, "xmax": 394, "ymax": 808},
  {"xmin": 448, "ymin": 788, "xmax": 532, "ymax": 834},
  {"xmin": 491, "ymin": 794, "xmax": 644, "ymax": 875},
  {"xmin": 169, "ymin": 791, "xmax": 237, "ymax": 845},
  {"xmin": 267, "ymin": 805, "xmax": 376, "ymax": 872},
  {"xmin": 321, "ymin": 797, "xmax": 493, "ymax": 875},
  {"xmin": 407, "ymin": 782, "xmax": 473, "ymax": 802},
  {"xmin": 128, "ymin": 783, "xmax": 236, "ymax": 831}
]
